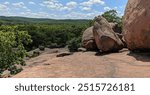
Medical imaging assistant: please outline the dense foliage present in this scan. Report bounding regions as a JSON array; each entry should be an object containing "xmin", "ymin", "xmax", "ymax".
[
  {"xmin": 0, "ymin": 26, "xmax": 32, "ymax": 74},
  {"xmin": 102, "ymin": 10, "xmax": 122, "ymax": 23},
  {"xmin": 16, "ymin": 24, "xmax": 88, "ymax": 51}
]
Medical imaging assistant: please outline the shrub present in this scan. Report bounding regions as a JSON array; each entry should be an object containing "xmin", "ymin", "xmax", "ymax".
[
  {"xmin": 102, "ymin": 10, "xmax": 122, "ymax": 23},
  {"xmin": 8, "ymin": 65, "xmax": 23, "ymax": 75},
  {"xmin": 32, "ymin": 51, "xmax": 40, "ymax": 57},
  {"xmin": 68, "ymin": 37, "xmax": 81, "ymax": 52}
]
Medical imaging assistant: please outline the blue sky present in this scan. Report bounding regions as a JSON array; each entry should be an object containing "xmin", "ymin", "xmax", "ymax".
[{"xmin": 0, "ymin": 0, "xmax": 128, "ymax": 19}]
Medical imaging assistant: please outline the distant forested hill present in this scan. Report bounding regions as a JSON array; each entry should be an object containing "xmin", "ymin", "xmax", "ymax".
[{"xmin": 0, "ymin": 16, "xmax": 90, "ymax": 25}]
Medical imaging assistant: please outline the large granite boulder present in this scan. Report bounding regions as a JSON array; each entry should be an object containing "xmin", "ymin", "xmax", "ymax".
[
  {"xmin": 93, "ymin": 16, "xmax": 124, "ymax": 52},
  {"xmin": 123, "ymin": 0, "xmax": 150, "ymax": 51},
  {"xmin": 82, "ymin": 26, "xmax": 97, "ymax": 50}
]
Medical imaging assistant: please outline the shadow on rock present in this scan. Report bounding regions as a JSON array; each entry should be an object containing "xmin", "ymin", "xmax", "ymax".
[
  {"xmin": 95, "ymin": 50, "xmax": 119, "ymax": 56},
  {"xmin": 95, "ymin": 48, "xmax": 129, "ymax": 56},
  {"xmin": 128, "ymin": 51, "xmax": 150, "ymax": 62}
]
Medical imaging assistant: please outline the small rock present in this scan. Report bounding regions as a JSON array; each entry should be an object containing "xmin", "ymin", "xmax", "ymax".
[
  {"xmin": 1, "ymin": 70, "xmax": 11, "ymax": 78},
  {"xmin": 51, "ymin": 50, "xmax": 59, "ymax": 53},
  {"xmin": 26, "ymin": 52, "xmax": 33, "ymax": 58},
  {"xmin": 39, "ymin": 46, "xmax": 45, "ymax": 51},
  {"xmin": 48, "ymin": 43, "xmax": 58, "ymax": 48},
  {"xmin": 78, "ymin": 48, "xmax": 87, "ymax": 52},
  {"xmin": 32, "ymin": 50, "xmax": 40, "ymax": 57},
  {"xmin": 26, "ymin": 49, "xmax": 41, "ymax": 58},
  {"xmin": 56, "ymin": 52, "xmax": 73, "ymax": 57}
]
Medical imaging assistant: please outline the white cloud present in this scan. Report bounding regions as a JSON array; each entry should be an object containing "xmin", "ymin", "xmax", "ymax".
[
  {"xmin": 81, "ymin": 7, "xmax": 91, "ymax": 11},
  {"xmin": 39, "ymin": 3, "xmax": 45, "ymax": 7},
  {"xmin": 12, "ymin": 10, "xmax": 102, "ymax": 19},
  {"xmin": 45, "ymin": 0, "xmax": 58, "ymax": 3},
  {"xmin": 114, "ymin": 7, "xmax": 118, "ymax": 10},
  {"xmin": 29, "ymin": 1, "xmax": 36, "ymax": 5},
  {"xmin": 26, "ymin": 9, "xmax": 31, "ymax": 12},
  {"xmin": 80, "ymin": 0, "xmax": 105, "ymax": 13},
  {"xmin": 0, "ymin": 4, "xmax": 10, "ymax": 16},
  {"xmin": 4, "ymin": 2, "xmax": 10, "ymax": 5},
  {"xmin": 43, "ymin": 0, "xmax": 63, "ymax": 10},
  {"xmin": 0, "ymin": 4, "xmax": 8, "ymax": 11},
  {"xmin": 104, "ymin": 6, "xmax": 118, "ymax": 11},
  {"xmin": 104, "ymin": 6, "xmax": 111, "ymax": 11},
  {"xmin": 61, "ymin": 1, "xmax": 77, "ymax": 11},
  {"xmin": 11, "ymin": 2, "xmax": 31, "ymax": 12},
  {"xmin": 19, "ymin": 11, "xmax": 56, "ymax": 18},
  {"xmin": 80, "ymin": 0, "xmax": 105, "ymax": 7},
  {"xmin": 12, "ymin": 2, "xmax": 25, "ymax": 8},
  {"xmin": 66, "ymin": 1, "xmax": 77, "ymax": 8},
  {"xmin": 64, "ymin": 12, "xmax": 86, "ymax": 19},
  {"xmin": 62, "ymin": 10, "xmax": 103, "ymax": 19},
  {"xmin": 42, "ymin": 0, "xmax": 77, "ymax": 11}
]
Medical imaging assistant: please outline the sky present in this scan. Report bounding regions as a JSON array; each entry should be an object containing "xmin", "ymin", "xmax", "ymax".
[{"xmin": 0, "ymin": 0, "xmax": 128, "ymax": 19}]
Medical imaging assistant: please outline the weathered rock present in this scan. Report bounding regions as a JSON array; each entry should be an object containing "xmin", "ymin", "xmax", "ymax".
[
  {"xmin": 123, "ymin": 0, "xmax": 150, "ymax": 51},
  {"xmin": 47, "ymin": 43, "xmax": 63, "ymax": 49},
  {"xmin": 39, "ymin": 46, "xmax": 45, "ymax": 51},
  {"xmin": 56, "ymin": 52, "xmax": 73, "ymax": 57},
  {"xmin": 116, "ymin": 33, "xmax": 127, "ymax": 48},
  {"xmin": 26, "ymin": 49, "xmax": 41, "ymax": 58},
  {"xmin": 78, "ymin": 48, "xmax": 87, "ymax": 52},
  {"xmin": 110, "ymin": 23, "xmax": 126, "ymax": 48},
  {"xmin": 1, "ymin": 70, "xmax": 11, "ymax": 78},
  {"xmin": 51, "ymin": 50, "xmax": 59, "ymax": 53},
  {"xmin": 82, "ymin": 26, "xmax": 97, "ymax": 50},
  {"xmin": 109, "ymin": 23, "xmax": 122, "ymax": 34},
  {"xmin": 93, "ymin": 16, "xmax": 124, "ymax": 52}
]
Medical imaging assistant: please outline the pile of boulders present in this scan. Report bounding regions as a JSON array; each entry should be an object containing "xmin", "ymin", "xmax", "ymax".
[
  {"xmin": 82, "ymin": 0, "xmax": 150, "ymax": 53},
  {"xmin": 82, "ymin": 16, "xmax": 125, "ymax": 52}
]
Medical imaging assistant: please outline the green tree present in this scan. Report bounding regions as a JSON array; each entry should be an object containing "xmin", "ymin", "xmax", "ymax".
[
  {"xmin": 88, "ymin": 20, "xmax": 95, "ymax": 26},
  {"xmin": 102, "ymin": 10, "xmax": 123, "ymax": 29},
  {"xmin": 0, "ymin": 27, "xmax": 32, "ymax": 74},
  {"xmin": 102, "ymin": 10, "xmax": 121, "ymax": 23}
]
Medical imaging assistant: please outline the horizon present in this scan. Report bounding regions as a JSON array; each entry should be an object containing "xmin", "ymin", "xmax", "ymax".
[
  {"xmin": 0, "ymin": 15, "xmax": 92, "ymax": 20},
  {"xmin": 0, "ymin": 0, "xmax": 128, "ymax": 19}
]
